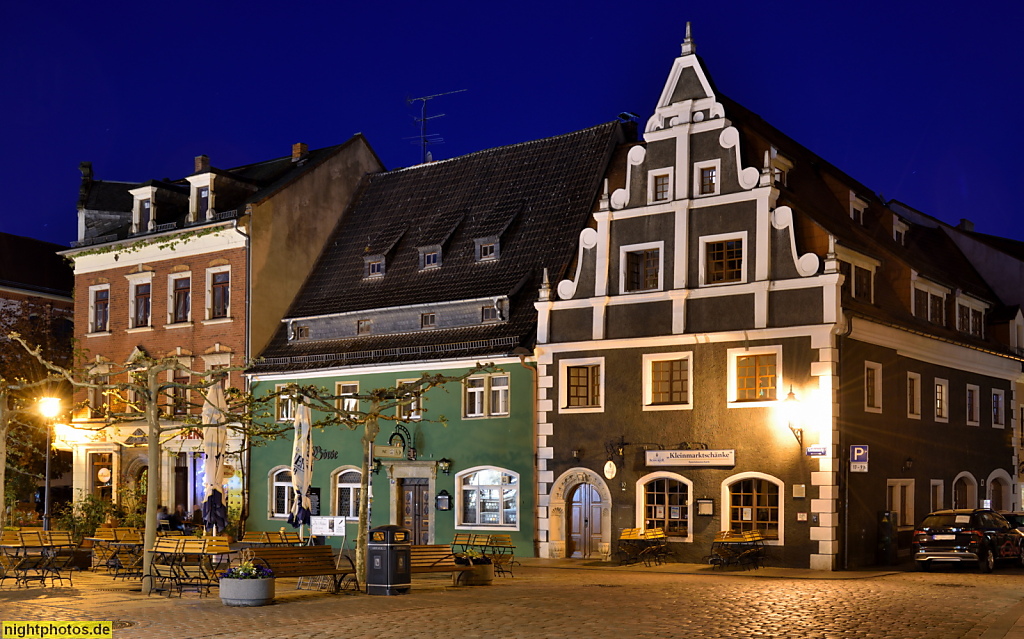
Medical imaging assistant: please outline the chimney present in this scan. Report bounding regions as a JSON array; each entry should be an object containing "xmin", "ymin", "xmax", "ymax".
[
  {"xmin": 957, "ymin": 218, "xmax": 975, "ymax": 232},
  {"xmin": 78, "ymin": 161, "xmax": 93, "ymax": 209},
  {"xmin": 292, "ymin": 143, "xmax": 308, "ymax": 162},
  {"xmin": 194, "ymin": 155, "xmax": 210, "ymax": 173}
]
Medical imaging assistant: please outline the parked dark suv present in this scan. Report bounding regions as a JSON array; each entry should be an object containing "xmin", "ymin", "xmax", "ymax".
[{"xmin": 913, "ymin": 509, "xmax": 1024, "ymax": 572}]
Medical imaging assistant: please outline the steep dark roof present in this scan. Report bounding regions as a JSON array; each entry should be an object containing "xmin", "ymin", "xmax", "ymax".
[
  {"xmin": 254, "ymin": 122, "xmax": 623, "ymax": 371},
  {"xmin": 0, "ymin": 233, "xmax": 73, "ymax": 297}
]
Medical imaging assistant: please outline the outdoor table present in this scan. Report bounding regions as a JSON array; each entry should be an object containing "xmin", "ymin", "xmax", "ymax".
[
  {"xmin": 108, "ymin": 540, "xmax": 145, "ymax": 579},
  {"xmin": 0, "ymin": 541, "xmax": 53, "ymax": 587}
]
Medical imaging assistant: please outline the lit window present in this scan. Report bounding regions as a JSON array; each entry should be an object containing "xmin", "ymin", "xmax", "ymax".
[
  {"xmin": 335, "ymin": 470, "xmax": 361, "ymax": 519},
  {"xmin": 271, "ymin": 468, "xmax": 294, "ymax": 518},
  {"xmin": 457, "ymin": 467, "xmax": 518, "ymax": 529},
  {"xmin": 706, "ymin": 239, "xmax": 743, "ymax": 284},
  {"xmin": 644, "ymin": 477, "xmax": 689, "ymax": 535},
  {"xmin": 567, "ymin": 365, "xmax": 601, "ymax": 407},
  {"xmin": 736, "ymin": 354, "xmax": 776, "ymax": 401},
  {"xmin": 935, "ymin": 379, "xmax": 948, "ymax": 422},
  {"xmin": 728, "ymin": 477, "xmax": 779, "ymax": 539}
]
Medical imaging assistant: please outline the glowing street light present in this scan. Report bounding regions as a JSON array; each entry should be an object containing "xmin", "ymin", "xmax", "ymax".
[{"xmin": 38, "ymin": 397, "xmax": 60, "ymax": 531}]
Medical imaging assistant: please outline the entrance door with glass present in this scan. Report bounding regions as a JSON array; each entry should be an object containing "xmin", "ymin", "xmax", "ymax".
[{"xmin": 568, "ymin": 483, "xmax": 603, "ymax": 558}]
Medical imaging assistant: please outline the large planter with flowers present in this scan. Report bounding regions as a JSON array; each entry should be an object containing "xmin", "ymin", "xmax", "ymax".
[
  {"xmin": 219, "ymin": 554, "xmax": 275, "ymax": 606},
  {"xmin": 453, "ymin": 550, "xmax": 494, "ymax": 586}
]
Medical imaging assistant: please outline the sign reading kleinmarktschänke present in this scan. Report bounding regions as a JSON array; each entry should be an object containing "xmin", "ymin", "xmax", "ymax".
[{"xmin": 645, "ymin": 449, "xmax": 736, "ymax": 467}]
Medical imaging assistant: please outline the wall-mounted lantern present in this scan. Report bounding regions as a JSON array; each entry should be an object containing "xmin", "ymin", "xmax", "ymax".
[
  {"xmin": 372, "ymin": 458, "xmax": 382, "ymax": 475},
  {"xmin": 435, "ymin": 489, "xmax": 452, "ymax": 511},
  {"xmin": 438, "ymin": 458, "xmax": 452, "ymax": 475},
  {"xmin": 782, "ymin": 386, "xmax": 803, "ymax": 446}
]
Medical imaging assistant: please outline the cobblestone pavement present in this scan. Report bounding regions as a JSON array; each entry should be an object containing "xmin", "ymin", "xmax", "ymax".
[{"xmin": 4, "ymin": 560, "xmax": 1024, "ymax": 639}]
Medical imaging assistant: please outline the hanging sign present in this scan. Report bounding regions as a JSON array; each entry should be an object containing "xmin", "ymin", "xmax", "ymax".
[
  {"xmin": 374, "ymin": 445, "xmax": 404, "ymax": 458},
  {"xmin": 645, "ymin": 449, "xmax": 735, "ymax": 467}
]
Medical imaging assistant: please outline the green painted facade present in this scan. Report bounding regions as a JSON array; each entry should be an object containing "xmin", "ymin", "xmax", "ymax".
[{"xmin": 247, "ymin": 359, "xmax": 536, "ymax": 554}]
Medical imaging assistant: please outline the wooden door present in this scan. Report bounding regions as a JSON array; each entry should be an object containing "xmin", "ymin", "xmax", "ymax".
[
  {"xmin": 400, "ymin": 478, "xmax": 431, "ymax": 544},
  {"xmin": 568, "ymin": 483, "xmax": 602, "ymax": 558}
]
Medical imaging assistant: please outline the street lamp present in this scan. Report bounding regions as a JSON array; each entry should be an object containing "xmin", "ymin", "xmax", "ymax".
[{"xmin": 38, "ymin": 397, "xmax": 61, "ymax": 531}]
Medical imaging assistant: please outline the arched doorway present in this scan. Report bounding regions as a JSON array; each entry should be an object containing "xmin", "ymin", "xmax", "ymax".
[
  {"xmin": 567, "ymin": 483, "xmax": 602, "ymax": 558},
  {"xmin": 546, "ymin": 468, "xmax": 612, "ymax": 560},
  {"xmin": 990, "ymin": 477, "xmax": 1007, "ymax": 510}
]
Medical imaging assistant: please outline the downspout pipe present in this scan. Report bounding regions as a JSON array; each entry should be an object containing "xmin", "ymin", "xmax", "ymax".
[{"xmin": 234, "ymin": 219, "xmax": 252, "ymax": 538}]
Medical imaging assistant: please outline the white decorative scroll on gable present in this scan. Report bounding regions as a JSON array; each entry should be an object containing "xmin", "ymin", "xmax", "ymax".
[
  {"xmin": 771, "ymin": 206, "xmax": 819, "ymax": 277},
  {"xmin": 557, "ymin": 228, "xmax": 599, "ymax": 299},
  {"xmin": 719, "ymin": 127, "xmax": 760, "ymax": 190},
  {"xmin": 610, "ymin": 146, "xmax": 647, "ymax": 210}
]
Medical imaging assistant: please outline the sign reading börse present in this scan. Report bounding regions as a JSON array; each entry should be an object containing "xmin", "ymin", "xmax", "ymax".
[{"xmin": 645, "ymin": 449, "xmax": 735, "ymax": 467}]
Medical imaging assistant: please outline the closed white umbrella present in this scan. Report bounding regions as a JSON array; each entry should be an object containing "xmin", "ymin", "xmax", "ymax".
[
  {"xmin": 201, "ymin": 384, "xmax": 229, "ymax": 533},
  {"xmin": 288, "ymin": 402, "xmax": 314, "ymax": 529}
]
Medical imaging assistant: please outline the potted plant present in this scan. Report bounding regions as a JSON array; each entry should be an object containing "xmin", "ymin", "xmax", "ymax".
[
  {"xmin": 219, "ymin": 550, "xmax": 275, "ymax": 606},
  {"xmin": 453, "ymin": 548, "xmax": 493, "ymax": 586}
]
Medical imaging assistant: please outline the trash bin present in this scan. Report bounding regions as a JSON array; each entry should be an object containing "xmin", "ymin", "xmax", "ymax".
[
  {"xmin": 876, "ymin": 510, "xmax": 898, "ymax": 566},
  {"xmin": 366, "ymin": 525, "xmax": 411, "ymax": 595}
]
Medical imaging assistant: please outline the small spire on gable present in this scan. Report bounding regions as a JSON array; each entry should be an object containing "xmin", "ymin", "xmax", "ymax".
[{"xmin": 681, "ymin": 21, "xmax": 696, "ymax": 56}]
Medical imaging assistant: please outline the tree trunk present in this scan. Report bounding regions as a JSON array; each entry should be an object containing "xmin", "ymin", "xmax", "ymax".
[
  {"xmin": 354, "ymin": 401, "xmax": 380, "ymax": 588},
  {"xmin": 141, "ymin": 375, "xmax": 162, "ymax": 595},
  {"xmin": 0, "ymin": 393, "xmax": 9, "ymax": 532}
]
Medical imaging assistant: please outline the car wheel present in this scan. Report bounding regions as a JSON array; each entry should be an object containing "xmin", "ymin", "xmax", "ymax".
[
  {"xmin": 979, "ymin": 547, "xmax": 995, "ymax": 573},
  {"xmin": 916, "ymin": 561, "xmax": 931, "ymax": 572}
]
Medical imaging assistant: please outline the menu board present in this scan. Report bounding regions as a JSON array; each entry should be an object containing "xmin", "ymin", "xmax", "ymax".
[{"xmin": 310, "ymin": 516, "xmax": 347, "ymax": 536}]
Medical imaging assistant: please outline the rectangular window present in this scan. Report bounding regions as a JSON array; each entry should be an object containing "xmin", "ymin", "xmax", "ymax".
[
  {"xmin": 653, "ymin": 174, "xmax": 670, "ymax": 201},
  {"xmin": 567, "ymin": 365, "xmax": 600, "ymax": 407},
  {"xmin": 482, "ymin": 306, "xmax": 499, "ymax": 322},
  {"xmin": 929, "ymin": 294, "xmax": 944, "ymax": 325},
  {"xmin": 197, "ymin": 187, "xmax": 209, "ymax": 219},
  {"xmin": 133, "ymin": 283, "xmax": 151, "ymax": 327},
  {"xmin": 707, "ymin": 239, "xmax": 743, "ymax": 284},
  {"xmin": 972, "ymin": 309, "xmax": 983, "ymax": 337},
  {"xmin": 292, "ymin": 325, "xmax": 310, "ymax": 340},
  {"xmin": 864, "ymin": 362, "xmax": 882, "ymax": 413},
  {"xmin": 172, "ymin": 277, "xmax": 190, "ymax": 323},
  {"xmin": 935, "ymin": 379, "xmax": 948, "ymax": 422},
  {"xmin": 966, "ymin": 385, "xmax": 980, "ymax": 425},
  {"xmin": 423, "ymin": 251, "xmax": 439, "ymax": 268},
  {"xmin": 887, "ymin": 479, "xmax": 914, "ymax": 529},
  {"xmin": 907, "ymin": 372, "xmax": 921, "ymax": 419},
  {"xmin": 88, "ymin": 374, "xmax": 108, "ymax": 418},
  {"xmin": 479, "ymin": 243, "xmax": 496, "ymax": 260},
  {"xmin": 92, "ymin": 288, "xmax": 109, "ymax": 332},
  {"xmin": 853, "ymin": 266, "xmax": 872, "ymax": 302},
  {"xmin": 625, "ymin": 248, "xmax": 660, "ymax": 292},
  {"xmin": 699, "ymin": 167, "xmax": 717, "ymax": 195},
  {"xmin": 651, "ymin": 359, "xmax": 689, "ymax": 405},
  {"xmin": 958, "ymin": 305, "xmax": 971, "ymax": 333},
  {"xmin": 397, "ymin": 381, "xmax": 422, "ymax": 421},
  {"xmin": 276, "ymin": 385, "xmax": 295, "ymax": 422},
  {"xmin": 211, "ymin": 271, "xmax": 230, "ymax": 319},
  {"xmin": 930, "ymin": 480, "xmax": 943, "ymax": 511},
  {"xmin": 336, "ymin": 382, "xmax": 359, "ymax": 415},
  {"xmin": 139, "ymin": 199, "xmax": 151, "ymax": 231},
  {"xmin": 736, "ymin": 354, "xmax": 776, "ymax": 401},
  {"xmin": 489, "ymin": 375, "xmax": 509, "ymax": 416},
  {"xmin": 993, "ymin": 389, "xmax": 1005, "ymax": 427},
  {"xmin": 172, "ymin": 373, "xmax": 189, "ymax": 416},
  {"xmin": 421, "ymin": 313, "xmax": 436, "ymax": 328},
  {"xmin": 465, "ymin": 378, "xmax": 485, "ymax": 417},
  {"xmin": 644, "ymin": 478, "xmax": 688, "ymax": 535},
  {"xmin": 728, "ymin": 478, "xmax": 778, "ymax": 538},
  {"xmin": 914, "ymin": 289, "xmax": 929, "ymax": 320},
  {"xmin": 368, "ymin": 260, "xmax": 384, "ymax": 276},
  {"xmin": 356, "ymin": 319, "xmax": 371, "ymax": 335}
]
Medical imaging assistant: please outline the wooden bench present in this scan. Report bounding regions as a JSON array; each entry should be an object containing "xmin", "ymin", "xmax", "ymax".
[
  {"xmin": 410, "ymin": 544, "xmax": 475, "ymax": 584},
  {"xmin": 251, "ymin": 545, "xmax": 357, "ymax": 593}
]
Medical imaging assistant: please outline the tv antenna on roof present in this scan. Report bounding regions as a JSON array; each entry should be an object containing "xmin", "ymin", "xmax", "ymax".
[{"xmin": 407, "ymin": 89, "xmax": 467, "ymax": 164}]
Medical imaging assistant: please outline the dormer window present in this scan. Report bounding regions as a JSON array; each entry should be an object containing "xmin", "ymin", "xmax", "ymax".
[
  {"xmin": 912, "ymin": 276, "xmax": 948, "ymax": 325},
  {"xmin": 770, "ymin": 149, "xmax": 793, "ymax": 187},
  {"xmin": 482, "ymin": 306, "xmax": 499, "ymax": 322},
  {"xmin": 475, "ymin": 237, "xmax": 500, "ymax": 262},
  {"xmin": 418, "ymin": 246, "xmax": 442, "ymax": 270},
  {"xmin": 292, "ymin": 325, "xmax": 310, "ymax": 340},
  {"xmin": 356, "ymin": 319, "xmax": 371, "ymax": 335},
  {"xmin": 197, "ymin": 187, "xmax": 210, "ymax": 219},
  {"xmin": 956, "ymin": 295, "xmax": 987, "ymax": 338},
  {"xmin": 364, "ymin": 255, "xmax": 385, "ymax": 278},
  {"xmin": 138, "ymin": 199, "xmax": 152, "ymax": 233},
  {"xmin": 421, "ymin": 313, "xmax": 436, "ymax": 328},
  {"xmin": 849, "ymin": 193, "xmax": 868, "ymax": 226},
  {"xmin": 835, "ymin": 247, "xmax": 879, "ymax": 304},
  {"xmin": 893, "ymin": 216, "xmax": 909, "ymax": 246}
]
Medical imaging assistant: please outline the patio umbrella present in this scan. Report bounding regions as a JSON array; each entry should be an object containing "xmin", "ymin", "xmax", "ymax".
[
  {"xmin": 201, "ymin": 384, "xmax": 229, "ymax": 534},
  {"xmin": 288, "ymin": 402, "xmax": 314, "ymax": 529}
]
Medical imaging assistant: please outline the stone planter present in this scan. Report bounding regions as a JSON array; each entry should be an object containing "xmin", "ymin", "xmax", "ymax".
[
  {"xmin": 455, "ymin": 562, "xmax": 494, "ymax": 586},
  {"xmin": 219, "ymin": 578, "xmax": 275, "ymax": 606}
]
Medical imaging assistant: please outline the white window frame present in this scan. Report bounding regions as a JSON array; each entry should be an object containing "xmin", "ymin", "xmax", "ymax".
[
  {"xmin": 911, "ymin": 275, "xmax": 950, "ymax": 324},
  {"xmin": 88, "ymin": 284, "xmax": 111, "ymax": 334},
  {"xmin": 558, "ymin": 357, "xmax": 604, "ymax": 414},
  {"xmin": 693, "ymin": 159, "xmax": 721, "ymax": 197},
  {"xmin": 125, "ymin": 271, "xmax": 154, "ymax": 330},
  {"xmin": 699, "ymin": 231, "xmax": 748, "ymax": 287},
  {"xmin": 956, "ymin": 294, "xmax": 987, "ymax": 338},
  {"xmin": 619, "ymin": 241, "xmax": 664, "ymax": 294},
  {"xmin": 727, "ymin": 345, "xmax": 782, "ymax": 408},
  {"xmin": 934, "ymin": 378, "xmax": 949, "ymax": 423},
  {"xmin": 269, "ymin": 465, "xmax": 294, "ymax": 519},
  {"xmin": 720, "ymin": 471, "xmax": 784, "ymax": 545},
  {"xmin": 454, "ymin": 465, "xmax": 520, "ymax": 531},
  {"xmin": 929, "ymin": 479, "xmax": 944, "ymax": 511},
  {"xmin": 886, "ymin": 478, "xmax": 915, "ymax": 529},
  {"xmin": 635, "ymin": 471, "xmax": 693, "ymax": 542},
  {"xmin": 642, "ymin": 352, "xmax": 693, "ymax": 411},
  {"xmin": 992, "ymin": 389, "xmax": 1006, "ymax": 428},
  {"xmin": 167, "ymin": 272, "xmax": 192, "ymax": 325},
  {"xmin": 335, "ymin": 382, "xmax": 359, "ymax": 415},
  {"xmin": 893, "ymin": 216, "xmax": 909, "ymax": 246},
  {"xmin": 907, "ymin": 372, "xmax": 921, "ymax": 420},
  {"xmin": 276, "ymin": 384, "xmax": 295, "ymax": 422},
  {"xmin": 186, "ymin": 173, "xmax": 213, "ymax": 223},
  {"xmin": 462, "ymin": 374, "xmax": 510, "ymax": 419},
  {"xmin": 396, "ymin": 379, "xmax": 422, "ymax": 421},
  {"xmin": 647, "ymin": 167, "xmax": 674, "ymax": 203},
  {"xmin": 966, "ymin": 384, "xmax": 980, "ymax": 426},
  {"xmin": 205, "ymin": 265, "xmax": 231, "ymax": 323},
  {"xmin": 864, "ymin": 361, "xmax": 882, "ymax": 413},
  {"xmin": 849, "ymin": 193, "xmax": 867, "ymax": 225},
  {"xmin": 330, "ymin": 466, "xmax": 362, "ymax": 520},
  {"xmin": 834, "ymin": 246, "xmax": 879, "ymax": 304}
]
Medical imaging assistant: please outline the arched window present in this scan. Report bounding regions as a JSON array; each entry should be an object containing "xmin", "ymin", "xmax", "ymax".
[
  {"xmin": 636, "ymin": 473, "xmax": 691, "ymax": 539},
  {"xmin": 334, "ymin": 469, "xmax": 362, "ymax": 519},
  {"xmin": 726, "ymin": 475, "xmax": 780, "ymax": 539},
  {"xmin": 455, "ymin": 466, "xmax": 519, "ymax": 530},
  {"xmin": 269, "ymin": 467, "xmax": 293, "ymax": 519}
]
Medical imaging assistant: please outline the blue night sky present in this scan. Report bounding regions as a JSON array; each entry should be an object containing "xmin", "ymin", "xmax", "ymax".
[{"xmin": 2, "ymin": 1, "xmax": 1021, "ymax": 246}]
